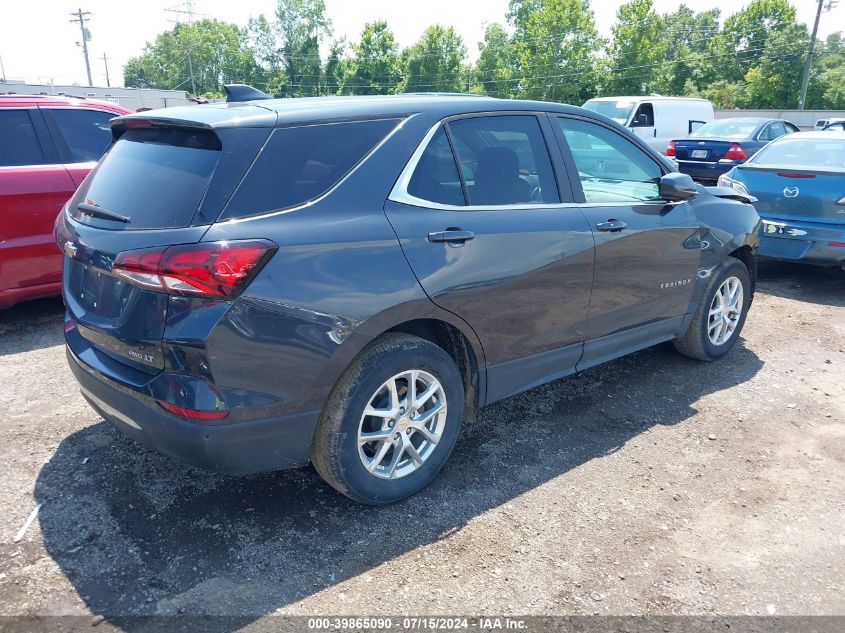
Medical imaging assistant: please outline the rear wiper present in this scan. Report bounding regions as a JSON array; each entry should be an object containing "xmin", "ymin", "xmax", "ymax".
[{"xmin": 77, "ymin": 202, "xmax": 130, "ymax": 224}]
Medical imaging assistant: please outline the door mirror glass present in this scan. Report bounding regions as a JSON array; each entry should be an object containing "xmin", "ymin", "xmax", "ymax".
[
  {"xmin": 659, "ymin": 173, "xmax": 698, "ymax": 201},
  {"xmin": 634, "ymin": 113, "xmax": 649, "ymax": 127}
]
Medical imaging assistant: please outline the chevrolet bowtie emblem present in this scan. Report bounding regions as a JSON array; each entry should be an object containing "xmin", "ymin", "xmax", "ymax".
[{"xmin": 63, "ymin": 241, "xmax": 78, "ymax": 258}]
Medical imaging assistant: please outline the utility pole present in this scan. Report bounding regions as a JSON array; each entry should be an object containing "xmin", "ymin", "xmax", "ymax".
[
  {"xmin": 70, "ymin": 8, "xmax": 93, "ymax": 87},
  {"xmin": 0, "ymin": 52, "xmax": 6, "ymax": 82},
  {"xmin": 101, "ymin": 53, "xmax": 111, "ymax": 88},
  {"xmin": 799, "ymin": 0, "xmax": 837, "ymax": 110}
]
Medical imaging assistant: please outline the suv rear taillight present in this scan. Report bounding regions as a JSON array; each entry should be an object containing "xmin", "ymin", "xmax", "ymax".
[
  {"xmin": 113, "ymin": 240, "xmax": 277, "ymax": 299},
  {"xmin": 724, "ymin": 144, "xmax": 747, "ymax": 160},
  {"xmin": 666, "ymin": 140, "xmax": 676, "ymax": 157}
]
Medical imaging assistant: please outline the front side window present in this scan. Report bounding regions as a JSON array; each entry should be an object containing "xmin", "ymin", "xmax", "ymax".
[
  {"xmin": 225, "ymin": 118, "xmax": 400, "ymax": 218},
  {"xmin": 557, "ymin": 117, "xmax": 663, "ymax": 203},
  {"xmin": 49, "ymin": 108, "xmax": 116, "ymax": 162},
  {"xmin": 446, "ymin": 115, "xmax": 559, "ymax": 206},
  {"xmin": 0, "ymin": 109, "xmax": 46, "ymax": 167}
]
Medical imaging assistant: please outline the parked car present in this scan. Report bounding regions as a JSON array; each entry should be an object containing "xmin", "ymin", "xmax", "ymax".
[
  {"xmin": 58, "ymin": 91, "xmax": 760, "ymax": 504},
  {"xmin": 814, "ymin": 117, "xmax": 845, "ymax": 130},
  {"xmin": 0, "ymin": 95, "xmax": 131, "ymax": 308},
  {"xmin": 582, "ymin": 96, "xmax": 714, "ymax": 154},
  {"xmin": 822, "ymin": 121, "xmax": 845, "ymax": 132},
  {"xmin": 667, "ymin": 117, "xmax": 799, "ymax": 184},
  {"xmin": 718, "ymin": 131, "xmax": 845, "ymax": 268}
]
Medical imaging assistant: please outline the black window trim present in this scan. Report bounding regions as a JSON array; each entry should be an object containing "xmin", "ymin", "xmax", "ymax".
[
  {"xmin": 550, "ymin": 113, "xmax": 672, "ymax": 206},
  {"xmin": 0, "ymin": 106, "xmax": 61, "ymax": 167},
  {"xmin": 389, "ymin": 110, "xmax": 575, "ymax": 211}
]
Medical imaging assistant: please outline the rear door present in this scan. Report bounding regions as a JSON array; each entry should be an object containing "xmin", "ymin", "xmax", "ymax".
[
  {"xmin": 0, "ymin": 107, "xmax": 72, "ymax": 299},
  {"xmin": 385, "ymin": 113, "xmax": 595, "ymax": 402},
  {"xmin": 40, "ymin": 106, "xmax": 119, "ymax": 186},
  {"xmin": 552, "ymin": 115, "xmax": 700, "ymax": 367}
]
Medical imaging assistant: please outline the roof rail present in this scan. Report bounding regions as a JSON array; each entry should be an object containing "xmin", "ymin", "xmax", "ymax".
[{"xmin": 223, "ymin": 84, "xmax": 273, "ymax": 103}]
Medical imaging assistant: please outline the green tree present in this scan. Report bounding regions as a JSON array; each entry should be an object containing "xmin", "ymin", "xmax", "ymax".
[
  {"xmin": 399, "ymin": 25, "xmax": 468, "ymax": 93},
  {"xmin": 349, "ymin": 21, "xmax": 400, "ymax": 95},
  {"xmin": 743, "ymin": 23, "xmax": 809, "ymax": 108},
  {"xmin": 604, "ymin": 0, "xmax": 667, "ymax": 96},
  {"xmin": 654, "ymin": 5, "xmax": 720, "ymax": 95},
  {"xmin": 245, "ymin": 15, "xmax": 286, "ymax": 95},
  {"xmin": 275, "ymin": 0, "xmax": 332, "ymax": 96},
  {"xmin": 123, "ymin": 19, "xmax": 260, "ymax": 97},
  {"xmin": 474, "ymin": 23, "xmax": 516, "ymax": 97},
  {"xmin": 508, "ymin": 0, "xmax": 602, "ymax": 103}
]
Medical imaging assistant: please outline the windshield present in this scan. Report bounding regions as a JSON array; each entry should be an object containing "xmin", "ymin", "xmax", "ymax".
[
  {"xmin": 749, "ymin": 137, "xmax": 845, "ymax": 172},
  {"xmin": 691, "ymin": 120, "xmax": 759, "ymax": 139},
  {"xmin": 582, "ymin": 99, "xmax": 636, "ymax": 125}
]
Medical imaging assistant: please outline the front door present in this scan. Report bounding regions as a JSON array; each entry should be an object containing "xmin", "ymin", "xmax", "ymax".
[
  {"xmin": 553, "ymin": 116, "xmax": 700, "ymax": 367},
  {"xmin": 385, "ymin": 114, "xmax": 595, "ymax": 403}
]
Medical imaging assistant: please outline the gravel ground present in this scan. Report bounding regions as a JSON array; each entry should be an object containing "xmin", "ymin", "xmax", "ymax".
[{"xmin": 0, "ymin": 261, "xmax": 843, "ymax": 628}]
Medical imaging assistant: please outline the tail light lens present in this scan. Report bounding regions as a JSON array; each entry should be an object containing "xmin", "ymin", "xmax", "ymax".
[
  {"xmin": 724, "ymin": 144, "xmax": 747, "ymax": 160},
  {"xmin": 666, "ymin": 141, "xmax": 676, "ymax": 157},
  {"xmin": 157, "ymin": 400, "xmax": 228, "ymax": 420},
  {"xmin": 113, "ymin": 240, "xmax": 277, "ymax": 299}
]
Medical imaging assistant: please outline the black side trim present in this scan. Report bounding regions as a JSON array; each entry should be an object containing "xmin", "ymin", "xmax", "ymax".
[
  {"xmin": 578, "ymin": 316, "xmax": 685, "ymax": 372},
  {"xmin": 485, "ymin": 342, "xmax": 584, "ymax": 405}
]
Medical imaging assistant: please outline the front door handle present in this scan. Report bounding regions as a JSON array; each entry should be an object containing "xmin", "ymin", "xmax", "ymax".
[
  {"xmin": 428, "ymin": 229, "xmax": 475, "ymax": 244},
  {"xmin": 596, "ymin": 219, "xmax": 627, "ymax": 232}
]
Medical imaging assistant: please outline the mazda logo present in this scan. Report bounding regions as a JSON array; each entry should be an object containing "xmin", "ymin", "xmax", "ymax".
[{"xmin": 783, "ymin": 186, "xmax": 800, "ymax": 198}]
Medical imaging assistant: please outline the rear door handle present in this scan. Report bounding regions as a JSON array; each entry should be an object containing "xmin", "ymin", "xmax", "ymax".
[
  {"xmin": 427, "ymin": 229, "xmax": 475, "ymax": 244},
  {"xmin": 596, "ymin": 219, "xmax": 627, "ymax": 232}
]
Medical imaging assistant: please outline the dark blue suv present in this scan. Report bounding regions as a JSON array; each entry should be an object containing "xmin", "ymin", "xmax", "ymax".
[{"xmin": 58, "ymin": 90, "xmax": 761, "ymax": 504}]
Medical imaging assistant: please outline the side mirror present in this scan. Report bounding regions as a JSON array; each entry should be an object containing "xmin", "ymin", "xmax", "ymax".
[
  {"xmin": 633, "ymin": 113, "xmax": 649, "ymax": 127},
  {"xmin": 659, "ymin": 172, "xmax": 698, "ymax": 201}
]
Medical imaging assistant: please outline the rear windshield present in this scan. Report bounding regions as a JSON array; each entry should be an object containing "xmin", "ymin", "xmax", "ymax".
[
  {"xmin": 78, "ymin": 128, "xmax": 221, "ymax": 229},
  {"xmin": 581, "ymin": 99, "xmax": 636, "ymax": 125},
  {"xmin": 221, "ymin": 118, "xmax": 400, "ymax": 219},
  {"xmin": 691, "ymin": 120, "xmax": 759, "ymax": 139},
  {"xmin": 750, "ymin": 137, "xmax": 845, "ymax": 172}
]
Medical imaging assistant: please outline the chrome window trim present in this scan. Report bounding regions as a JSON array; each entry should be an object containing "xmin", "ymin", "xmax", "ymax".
[{"xmin": 388, "ymin": 111, "xmax": 578, "ymax": 212}]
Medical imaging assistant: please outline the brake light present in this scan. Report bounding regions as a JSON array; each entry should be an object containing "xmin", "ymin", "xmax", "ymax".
[
  {"xmin": 157, "ymin": 400, "xmax": 228, "ymax": 420},
  {"xmin": 113, "ymin": 240, "xmax": 277, "ymax": 299},
  {"xmin": 666, "ymin": 141, "xmax": 676, "ymax": 157},
  {"xmin": 723, "ymin": 144, "xmax": 747, "ymax": 160}
]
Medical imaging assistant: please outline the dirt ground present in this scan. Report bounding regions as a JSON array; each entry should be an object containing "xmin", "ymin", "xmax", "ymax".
[{"xmin": 0, "ymin": 261, "xmax": 843, "ymax": 628}]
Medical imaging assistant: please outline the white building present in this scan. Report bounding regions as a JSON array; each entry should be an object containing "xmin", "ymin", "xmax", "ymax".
[{"xmin": 0, "ymin": 80, "xmax": 191, "ymax": 111}]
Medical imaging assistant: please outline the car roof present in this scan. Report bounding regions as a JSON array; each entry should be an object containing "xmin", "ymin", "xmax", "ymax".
[
  {"xmin": 0, "ymin": 93, "xmax": 130, "ymax": 113},
  {"xmin": 585, "ymin": 95, "xmax": 710, "ymax": 102},
  {"xmin": 116, "ymin": 93, "xmax": 595, "ymax": 129},
  {"xmin": 711, "ymin": 117, "xmax": 776, "ymax": 123}
]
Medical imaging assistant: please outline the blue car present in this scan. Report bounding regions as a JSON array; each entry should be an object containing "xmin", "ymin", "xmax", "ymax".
[
  {"xmin": 718, "ymin": 131, "xmax": 845, "ymax": 268},
  {"xmin": 668, "ymin": 117, "xmax": 799, "ymax": 184}
]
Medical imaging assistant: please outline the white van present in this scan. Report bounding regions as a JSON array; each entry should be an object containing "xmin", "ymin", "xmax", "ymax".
[{"xmin": 582, "ymin": 96, "xmax": 714, "ymax": 154}]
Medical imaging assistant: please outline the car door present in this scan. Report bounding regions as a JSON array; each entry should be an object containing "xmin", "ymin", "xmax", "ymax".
[
  {"xmin": 385, "ymin": 113, "xmax": 595, "ymax": 403},
  {"xmin": 551, "ymin": 115, "xmax": 701, "ymax": 369},
  {"xmin": 0, "ymin": 107, "xmax": 74, "ymax": 301},
  {"xmin": 40, "ymin": 106, "xmax": 118, "ymax": 187}
]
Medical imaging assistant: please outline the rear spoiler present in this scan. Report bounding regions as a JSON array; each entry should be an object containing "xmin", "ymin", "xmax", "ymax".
[
  {"xmin": 703, "ymin": 186, "xmax": 757, "ymax": 205},
  {"xmin": 223, "ymin": 84, "xmax": 273, "ymax": 102}
]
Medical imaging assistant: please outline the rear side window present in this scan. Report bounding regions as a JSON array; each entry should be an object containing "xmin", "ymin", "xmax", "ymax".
[
  {"xmin": 48, "ymin": 108, "xmax": 116, "ymax": 162},
  {"xmin": 407, "ymin": 127, "xmax": 465, "ymax": 206},
  {"xmin": 224, "ymin": 118, "xmax": 400, "ymax": 219},
  {"xmin": 447, "ymin": 115, "xmax": 560, "ymax": 205},
  {"xmin": 78, "ymin": 128, "xmax": 221, "ymax": 229},
  {"xmin": 0, "ymin": 110, "xmax": 46, "ymax": 167}
]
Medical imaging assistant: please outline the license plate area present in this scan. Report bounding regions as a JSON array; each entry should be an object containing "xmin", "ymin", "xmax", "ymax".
[{"xmin": 691, "ymin": 149, "xmax": 708, "ymax": 159}]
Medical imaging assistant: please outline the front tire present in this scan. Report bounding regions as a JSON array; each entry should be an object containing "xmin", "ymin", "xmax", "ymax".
[
  {"xmin": 674, "ymin": 256, "xmax": 752, "ymax": 361},
  {"xmin": 311, "ymin": 333, "xmax": 464, "ymax": 504}
]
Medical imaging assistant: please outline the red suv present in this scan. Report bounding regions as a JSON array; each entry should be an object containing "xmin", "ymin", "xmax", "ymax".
[{"xmin": 0, "ymin": 95, "xmax": 131, "ymax": 308}]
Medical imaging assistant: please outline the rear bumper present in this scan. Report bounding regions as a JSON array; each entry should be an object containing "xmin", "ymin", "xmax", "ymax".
[
  {"xmin": 758, "ymin": 216, "xmax": 845, "ymax": 267},
  {"xmin": 67, "ymin": 346, "xmax": 319, "ymax": 474},
  {"xmin": 677, "ymin": 159, "xmax": 741, "ymax": 182}
]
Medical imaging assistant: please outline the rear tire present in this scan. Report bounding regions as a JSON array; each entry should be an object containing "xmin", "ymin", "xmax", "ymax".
[
  {"xmin": 311, "ymin": 333, "xmax": 464, "ymax": 504},
  {"xmin": 674, "ymin": 256, "xmax": 752, "ymax": 361}
]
